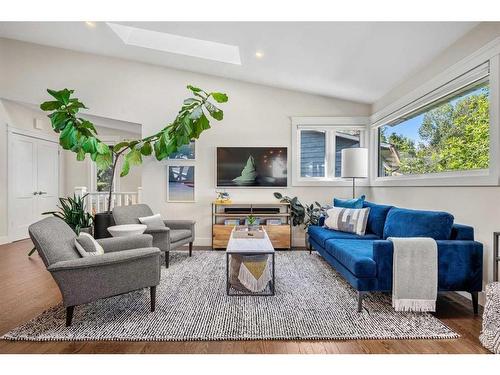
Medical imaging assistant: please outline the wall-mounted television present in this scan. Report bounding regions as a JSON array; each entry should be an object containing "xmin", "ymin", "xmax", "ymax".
[{"xmin": 216, "ymin": 147, "xmax": 287, "ymax": 187}]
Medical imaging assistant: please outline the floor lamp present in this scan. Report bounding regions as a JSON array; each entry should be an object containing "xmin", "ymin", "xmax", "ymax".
[{"xmin": 341, "ymin": 148, "xmax": 368, "ymax": 199}]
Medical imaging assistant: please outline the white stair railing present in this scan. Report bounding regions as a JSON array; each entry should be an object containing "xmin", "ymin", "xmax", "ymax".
[{"xmin": 74, "ymin": 187, "xmax": 142, "ymax": 214}]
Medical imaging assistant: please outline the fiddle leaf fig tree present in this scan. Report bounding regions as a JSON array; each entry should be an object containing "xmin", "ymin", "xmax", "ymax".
[{"xmin": 41, "ymin": 85, "xmax": 228, "ymax": 213}]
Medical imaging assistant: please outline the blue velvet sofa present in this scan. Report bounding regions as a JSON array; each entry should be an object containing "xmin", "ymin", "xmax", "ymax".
[{"xmin": 308, "ymin": 201, "xmax": 483, "ymax": 313}]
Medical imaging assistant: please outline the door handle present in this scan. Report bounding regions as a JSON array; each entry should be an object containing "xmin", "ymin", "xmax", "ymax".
[
  {"xmin": 33, "ymin": 192, "xmax": 39, "ymax": 195},
  {"xmin": 38, "ymin": 191, "xmax": 47, "ymax": 195}
]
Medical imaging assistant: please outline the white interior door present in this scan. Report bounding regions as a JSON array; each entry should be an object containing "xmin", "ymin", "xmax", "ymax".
[
  {"xmin": 9, "ymin": 132, "xmax": 60, "ymax": 241},
  {"xmin": 36, "ymin": 140, "xmax": 60, "ymax": 222}
]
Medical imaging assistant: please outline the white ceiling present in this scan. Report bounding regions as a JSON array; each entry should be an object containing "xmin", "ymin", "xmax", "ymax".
[{"xmin": 0, "ymin": 22, "xmax": 478, "ymax": 103}]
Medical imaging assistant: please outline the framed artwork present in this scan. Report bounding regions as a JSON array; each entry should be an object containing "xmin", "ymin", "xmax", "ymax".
[
  {"xmin": 167, "ymin": 165, "xmax": 195, "ymax": 202},
  {"xmin": 168, "ymin": 140, "xmax": 196, "ymax": 160}
]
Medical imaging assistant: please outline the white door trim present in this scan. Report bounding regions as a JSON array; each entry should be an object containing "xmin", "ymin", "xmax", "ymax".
[
  {"xmin": 7, "ymin": 125, "xmax": 59, "ymax": 143},
  {"xmin": 7, "ymin": 128, "xmax": 60, "ymax": 242}
]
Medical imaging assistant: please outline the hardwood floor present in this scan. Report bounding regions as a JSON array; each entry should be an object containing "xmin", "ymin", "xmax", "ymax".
[{"xmin": 0, "ymin": 239, "xmax": 489, "ymax": 354}]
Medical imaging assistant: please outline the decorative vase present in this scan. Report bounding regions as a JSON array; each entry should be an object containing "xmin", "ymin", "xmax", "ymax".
[
  {"xmin": 247, "ymin": 224, "xmax": 259, "ymax": 231},
  {"xmin": 93, "ymin": 212, "xmax": 115, "ymax": 239}
]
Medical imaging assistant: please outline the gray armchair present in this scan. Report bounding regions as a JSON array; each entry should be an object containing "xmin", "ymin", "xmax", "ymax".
[
  {"xmin": 112, "ymin": 204, "xmax": 195, "ymax": 268},
  {"xmin": 28, "ymin": 217, "xmax": 161, "ymax": 326}
]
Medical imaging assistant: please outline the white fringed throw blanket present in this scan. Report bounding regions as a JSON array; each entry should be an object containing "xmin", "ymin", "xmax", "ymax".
[{"xmin": 389, "ymin": 237, "xmax": 438, "ymax": 312}]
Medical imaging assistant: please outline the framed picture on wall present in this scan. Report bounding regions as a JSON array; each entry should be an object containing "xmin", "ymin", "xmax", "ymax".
[
  {"xmin": 167, "ymin": 165, "xmax": 195, "ymax": 202},
  {"xmin": 167, "ymin": 140, "xmax": 196, "ymax": 160}
]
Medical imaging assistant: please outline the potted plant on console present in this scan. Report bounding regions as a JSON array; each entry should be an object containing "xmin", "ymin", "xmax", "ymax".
[
  {"xmin": 40, "ymin": 86, "xmax": 228, "ymax": 238},
  {"xmin": 246, "ymin": 214, "xmax": 259, "ymax": 231}
]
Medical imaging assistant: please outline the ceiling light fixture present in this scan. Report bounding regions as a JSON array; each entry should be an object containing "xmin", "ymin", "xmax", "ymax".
[
  {"xmin": 85, "ymin": 21, "xmax": 96, "ymax": 28},
  {"xmin": 255, "ymin": 51, "xmax": 264, "ymax": 59},
  {"xmin": 106, "ymin": 23, "xmax": 241, "ymax": 65}
]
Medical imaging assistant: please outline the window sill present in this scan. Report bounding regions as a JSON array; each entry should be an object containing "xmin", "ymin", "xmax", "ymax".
[
  {"xmin": 371, "ymin": 168, "xmax": 499, "ymax": 187},
  {"xmin": 292, "ymin": 178, "xmax": 370, "ymax": 187}
]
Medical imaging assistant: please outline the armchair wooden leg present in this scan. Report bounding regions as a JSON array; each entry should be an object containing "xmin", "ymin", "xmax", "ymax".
[
  {"xmin": 66, "ymin": 306, "xmax": 75, "ymax": 327},
  {"xmin": 189, "ymin": 242, "xmax": 193, "ymax": 257},
  {"xmin": 150, "ymin": 286, "xmax": 156, "ymax": 312},
  {"xmin": 165, "ymin": 251, "xmax": 170, "ymax": 268},
  {"xmin": 471, "ymin": 291, "xmax": 479, "ymax": 315}
]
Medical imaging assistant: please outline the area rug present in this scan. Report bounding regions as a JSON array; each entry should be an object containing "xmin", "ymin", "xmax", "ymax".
[{"xmin": 2, "ymin": 251, "xmax": 458, "ymax": 341}]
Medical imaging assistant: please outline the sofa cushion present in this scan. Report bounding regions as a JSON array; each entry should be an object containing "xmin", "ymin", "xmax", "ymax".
[
  {"xmin": 325, "ymin": 239, "xmax": 377, "ymax": 278},
  {"xmin": 308, "ymin": 225, "xmax": 378, "ymax": 247},
  {"xmin": 333, "ymin": 195, "xmax": 365, "ymax": 209},
  {"xmin": 383, "ymin": 207, "xmax": 454, "ymax": 240},
  {"xmin": 362, "ymin": 201, "xmax": 393, "ymax": 237},
  {"xmin": 324, "ymin": 207, "xmax": 370, "ymax": 235}
]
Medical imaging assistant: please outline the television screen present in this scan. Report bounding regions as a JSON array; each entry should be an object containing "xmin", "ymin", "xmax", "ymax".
[{"xmin": 217, "ymin": 147, "xmax": 287, "ymax": 187}]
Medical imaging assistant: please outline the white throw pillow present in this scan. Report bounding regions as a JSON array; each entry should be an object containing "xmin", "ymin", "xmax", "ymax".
[
  {"xmin": 74, "ymin": 232, "xmax": 105, "ymax": 257},
  {"xmin": 324, "ymin": 207, "xmax": 370, "ymax": 236},
  {"xmin": 138, "ymin": 213, "xmax": 165, "ymax": 230}
]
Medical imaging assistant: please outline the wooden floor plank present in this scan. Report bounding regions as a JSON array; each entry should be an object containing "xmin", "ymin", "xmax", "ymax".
[{"xmin": 0, "ymin": 239, "xmax": 490, "ymax": 354}]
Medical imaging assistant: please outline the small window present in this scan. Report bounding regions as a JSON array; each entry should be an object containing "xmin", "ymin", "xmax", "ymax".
[
  {"xmin": 378, "ymin": 80, "xmax": 490, "ymax": 177},
  {"xmin": 294, "ymin": 122, "xmax": 366, "ymax": 184},
  {"xmin": 300, "ymin": 130, "xmax": 326, "ymax": 178}
]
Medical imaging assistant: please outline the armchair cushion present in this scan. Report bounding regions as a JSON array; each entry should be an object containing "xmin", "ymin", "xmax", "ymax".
[
  {"xmin": 97, "ymin": 234, "xmax": 153, "ymax": 252},
  {"xmin": 139, "ymin": 213, "xmax": 165, "ymax": 230},
  {"xmin": 75, "ymin": 232, "xmax": 104, "ymax": 257}
]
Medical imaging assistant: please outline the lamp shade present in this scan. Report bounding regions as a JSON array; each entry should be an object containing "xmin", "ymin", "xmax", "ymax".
[{"xmin": 341, "ymin": 148, "xmax": 368, "ymax": 178}]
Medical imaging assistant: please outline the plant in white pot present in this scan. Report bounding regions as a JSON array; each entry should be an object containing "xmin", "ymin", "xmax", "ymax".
[{"xmin": 40, "ymin": 85, "xmax": 228, "ymax": 237}]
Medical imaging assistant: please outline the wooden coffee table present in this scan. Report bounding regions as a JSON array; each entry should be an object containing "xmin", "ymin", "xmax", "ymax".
[{"xmin": 225, "ymin": 227, "xmax": 275, "ymax": 296}]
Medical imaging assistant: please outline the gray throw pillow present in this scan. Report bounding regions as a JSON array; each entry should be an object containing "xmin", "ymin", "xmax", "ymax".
[
  {"xmin": 324, "ymin": 207, "xmax": 370, "ymax": 236},
  {"xmin": 138, "ymin": 213, "xmax": 165, "ymax": 230},
  {"xmin": 74, "ymin": 232, "xmax": 104, "ymax": 257}
]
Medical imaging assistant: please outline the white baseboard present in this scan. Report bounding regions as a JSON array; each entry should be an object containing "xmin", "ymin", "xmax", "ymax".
[{"xmin": 0, "ymin": 236, "xmax": 10, "ymax": 245}]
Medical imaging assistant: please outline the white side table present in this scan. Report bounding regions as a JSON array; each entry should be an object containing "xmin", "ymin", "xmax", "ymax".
[{"xmin": 107, "ymin": 224, "xmax": 147, "ymax": 237}]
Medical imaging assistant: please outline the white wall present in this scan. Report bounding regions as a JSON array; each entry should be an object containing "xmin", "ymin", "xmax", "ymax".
[
  {"xmin": 0, "ymin": 37, "xmax": 371, "ymax": 244},
  {"xmin": 371, "ymin": 22, "xmax": 500, "ymax": 292}
]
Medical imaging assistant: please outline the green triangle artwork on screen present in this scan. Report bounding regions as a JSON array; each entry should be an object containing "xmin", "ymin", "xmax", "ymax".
[{"xmin": 232, "ymin": 155, "xmax": 258, "ymax": 185}]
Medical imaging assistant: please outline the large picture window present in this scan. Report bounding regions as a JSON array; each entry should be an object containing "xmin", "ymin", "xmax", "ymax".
[{"xmin": 378, "ymin": 79, "xmax": 490, "ymax": 177}]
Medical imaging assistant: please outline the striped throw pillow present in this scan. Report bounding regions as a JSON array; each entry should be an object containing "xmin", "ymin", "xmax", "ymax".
[{"xmin": 324, "ymin": 207, "xmax": 370, "ymax": 236}]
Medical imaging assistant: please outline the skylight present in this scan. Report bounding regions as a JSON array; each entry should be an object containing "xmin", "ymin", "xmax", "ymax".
[{"xmin": 107, "ymin": 23, "xmax": 241, "ymax": 65}]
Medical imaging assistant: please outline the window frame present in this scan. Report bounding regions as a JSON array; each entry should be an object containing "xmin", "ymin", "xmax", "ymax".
[
  {"xmin": 370, "ymin": 50, "xmax": 500, "ymax": 187},
  {"xmin": 291, "ymin": 117, "xmax": 369, "ymax": 186}
]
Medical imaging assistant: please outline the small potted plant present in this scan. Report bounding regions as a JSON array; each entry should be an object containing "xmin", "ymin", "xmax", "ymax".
[
  {"xmin": 246, "ymin": 214, "xmax": 259, "ymax": 231},
  {"xmin": 43, "ymin": 194, "xmax": 94, "ymax": 235}
]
